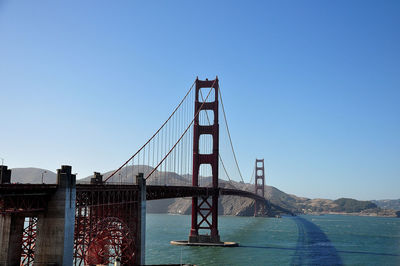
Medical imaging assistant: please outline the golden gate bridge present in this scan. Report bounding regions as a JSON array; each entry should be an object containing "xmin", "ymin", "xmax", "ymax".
[{"xmin": 0, "ymin": 77, "xmax": 268, "ymax": 265}]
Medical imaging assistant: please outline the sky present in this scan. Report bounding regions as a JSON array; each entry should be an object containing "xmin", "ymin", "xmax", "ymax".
[{"xmin": 0, "ymin": 0, "xmax": 399, "ymax": 200}]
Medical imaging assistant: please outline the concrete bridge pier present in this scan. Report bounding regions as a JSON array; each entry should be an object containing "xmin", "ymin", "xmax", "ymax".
[
  {"xmin": 0, "ymin": 165, "xmax": 25, "ymax": 265},
  {"xmin": 0, "ymin": 214, "xmax": 25, "ymax": 265},
  {"xmin": 34, "ymin": 165, "xmax": 76, "ymax": 266},
  {"xmin": 135, "ymin": 173, "xmax": 146, "ymax": 266}
]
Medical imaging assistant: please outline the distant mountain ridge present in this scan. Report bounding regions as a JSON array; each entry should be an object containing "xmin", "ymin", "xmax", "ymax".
[
  {"xmin": 8, "ymin": 167, "xmax": 399, "ymax": 217},
  {"xmin": 372, "ymin": 199, "xmax": 400, "ymax": 211}
]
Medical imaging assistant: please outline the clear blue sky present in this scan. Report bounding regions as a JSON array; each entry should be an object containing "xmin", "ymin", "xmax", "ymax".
[{"xmin": 1, "ymin": 1, "xmax": 399, "ymax": 200}]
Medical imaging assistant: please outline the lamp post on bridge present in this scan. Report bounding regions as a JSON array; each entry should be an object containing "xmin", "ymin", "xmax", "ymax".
[{"xmin": 41, "ymin": 171, "xmax": 47, "ymax": 184}]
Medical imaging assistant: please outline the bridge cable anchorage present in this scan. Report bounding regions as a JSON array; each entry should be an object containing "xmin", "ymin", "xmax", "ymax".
[
  {"xmin": 219, "ymin": 83, "xmax": 245, "ymax": 183},
  {"xmin": 145, "ymin": 80, "xmax": 217, "ymax": 180},
  {"xmin": 198, "ymin": 88, "xmax": 237, "ymax": 189},
  {"xmin": 104, "ymin": 80, "xmax": 196, "ymax": 182}
]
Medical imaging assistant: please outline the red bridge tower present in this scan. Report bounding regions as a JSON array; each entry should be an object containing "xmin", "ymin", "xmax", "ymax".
[
  {"xmin": 189, "ymin": 77, "xmax": 220, "ymax": 243},
  {"xmin": 254, "ymin": 159, "xmax": 265, "ymax": 216}
]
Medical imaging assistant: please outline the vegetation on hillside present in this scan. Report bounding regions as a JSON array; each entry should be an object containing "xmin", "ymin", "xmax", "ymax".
[{"xmin": 333, "ymin": 198, "xmax": 377, "ymax": 213}]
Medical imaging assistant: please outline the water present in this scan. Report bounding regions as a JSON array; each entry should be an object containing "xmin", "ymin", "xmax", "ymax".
[{"xmin": 146, "ymin": 214, "xmax": 400, "ymax": 265}]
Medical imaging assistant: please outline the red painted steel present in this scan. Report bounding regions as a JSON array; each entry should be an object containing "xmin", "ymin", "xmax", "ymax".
[
  {"xmin": 0, "ymin": 184, "xmax": 56, "ymax": 215},
  {"xmin": 254, "ymin": 159, "xmax": 265, "ymax": 216},
  {"xmin": 73, "ymin": 183, "xmax": 138, "ymax": 265},
  {"xmin": 190, "ymin": 78, "xmax": 220, "ymax": 243},
  {"xmin": 20, "ymin": 217, "xmax": 37, "ymax": 265},
  {"xmin": 85, "ymin": 217, "xmax": 134, "ymax": 265}
]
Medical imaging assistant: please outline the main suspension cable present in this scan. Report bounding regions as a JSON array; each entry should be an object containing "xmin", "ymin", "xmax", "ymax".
[
  {"xmin": 198, "ymin": 88, "xmax": 234, "ymax": 185},
  {"xmin": 146, "ymin": 80, "xmax": 216, "ymax": 180},
  {"xmin": 219, "ymin": 84, "xmax": 245, "ymax": 183},
  {"xmin": 105, "ymin": 80, "xmax": 196, "ymax": 182}
]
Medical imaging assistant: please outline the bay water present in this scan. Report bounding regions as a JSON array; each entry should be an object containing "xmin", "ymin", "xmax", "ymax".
[{"xmin": 146, "ymin": 214, "xmax": 400, "ymax": 265}]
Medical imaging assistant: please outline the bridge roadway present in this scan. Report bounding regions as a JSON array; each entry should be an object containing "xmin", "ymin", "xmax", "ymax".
[{"xmin": 0, "ymin": 183, "xmax": 265, "ymax": 213}]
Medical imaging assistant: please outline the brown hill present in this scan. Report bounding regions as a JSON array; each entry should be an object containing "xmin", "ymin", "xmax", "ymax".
[{"xmin": 10, "ymin": 167, "xmax": 57, "ymax": 184}]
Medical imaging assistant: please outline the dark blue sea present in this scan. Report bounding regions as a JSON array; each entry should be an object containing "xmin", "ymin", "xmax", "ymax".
[{"xmin": 146, "ymin": 214, "xmax": 400, "ymax": 265}]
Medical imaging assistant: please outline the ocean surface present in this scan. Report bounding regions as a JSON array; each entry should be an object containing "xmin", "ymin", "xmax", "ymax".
[{"xmin": 146, "ymin": 214, "xmax": 400, "ymax": 265}]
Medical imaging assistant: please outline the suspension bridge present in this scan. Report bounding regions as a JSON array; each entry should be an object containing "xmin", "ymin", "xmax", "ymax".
[{"xmin": 0, "ymin": 77, "xmax": 269, "ymax": 265}]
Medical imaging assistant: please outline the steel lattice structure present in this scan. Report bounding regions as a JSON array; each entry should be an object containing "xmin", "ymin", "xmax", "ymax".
[
  {"xmin": 74, "ymin": 184, "xmax": 139, "ymax": 265},
  {"xmin": 21, "ymin": 217, "xmax": 37, "ymax": 265}
]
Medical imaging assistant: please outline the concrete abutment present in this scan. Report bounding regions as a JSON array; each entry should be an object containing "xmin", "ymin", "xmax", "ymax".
[{"xmin": 33, "ymin": 165, "xmax": 76, "ymax": 266}]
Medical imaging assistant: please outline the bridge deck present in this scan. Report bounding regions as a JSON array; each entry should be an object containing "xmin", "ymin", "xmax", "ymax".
[{"xmin": 0, "ymin": 184, "xmax": 265, "ymax": 214}]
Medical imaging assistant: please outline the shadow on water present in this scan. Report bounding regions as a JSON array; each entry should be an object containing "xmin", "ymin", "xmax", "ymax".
[
  {"xmin": 239, "ymin": 245, "xmax": 400, "ymax": 257},
  {"xmin": 291, "ymin": 216, "xmax": 343, "ymax": 265},
  {"xmin": 236, "ymin": 216, "xmax": 399, "ymax": 265},
  {"xmin": 238, "ymin": 216, "xmax": 399, "ymax": 264}
]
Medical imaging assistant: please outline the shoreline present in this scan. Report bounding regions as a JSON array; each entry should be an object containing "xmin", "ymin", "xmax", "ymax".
[
  {"xmin": 302, "ymin": 211, "xmax": 399, "ymax": 218},
  {"xmin": 148, "ymin": 211, "xmax": 400, "ymax": 218}
]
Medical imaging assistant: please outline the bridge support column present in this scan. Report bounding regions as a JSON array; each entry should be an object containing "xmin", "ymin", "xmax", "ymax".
[
  {"xmin": 34, "ymin": 165, "xmax": 76, "ymax": 266},
  {"xmin": 135, "ymin": 173, "xmax": 146, "ymax": 266},
  {"xmin": 0, "ymin": 214, "xmax": 25, "ymax": 265},
  {"xmin": 189, "ymin": 77, "xmax": 220, "ymax": 243},
  {"xmin": 0, "ymin": 165, "xmax": 24, "ymax": 265},
  {"xmin": 254, "ymin": 159, "xmax": 265, "ymax": 216}
]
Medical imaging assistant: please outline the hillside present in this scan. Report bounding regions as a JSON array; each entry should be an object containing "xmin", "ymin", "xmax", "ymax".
[
  {"xmin": 8, "ymin": 167, "xmax": 399, "ymax": 217},
  {"xmin": 10, "ymin": 168, "xmax": 57, "ymax": 183},
  {"xmin": 333, "ymin": 198, "xmax": 377, "ymax": 213},
  {"xmin": 372, "ymin": 199, "xmax": 400, "ymax": 211}
]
